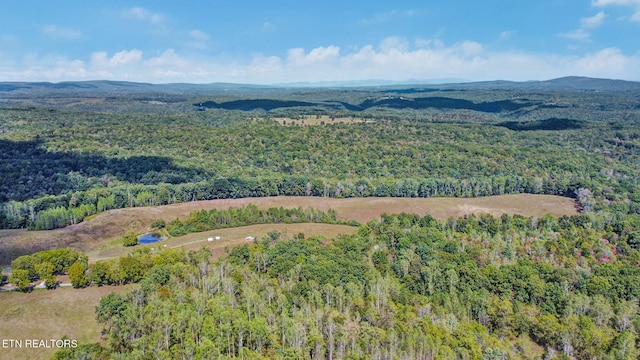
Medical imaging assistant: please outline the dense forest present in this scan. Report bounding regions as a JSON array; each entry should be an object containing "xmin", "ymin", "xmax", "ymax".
[
  {"xmin": 2, "ymin": 81, "xmax": 640, "ymax": 230},
  {"xmin": 50, "ymin": 211, "xmax": 640, "ymax": 359},
  {"xmin": 2, "ymin": 79, "xmax": 640, "ymax": 359}
]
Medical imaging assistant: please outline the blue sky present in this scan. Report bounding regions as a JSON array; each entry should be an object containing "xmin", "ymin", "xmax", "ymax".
[{"xmin": 1, "ymin": 0, "xmax": 639, "ymax": 84}]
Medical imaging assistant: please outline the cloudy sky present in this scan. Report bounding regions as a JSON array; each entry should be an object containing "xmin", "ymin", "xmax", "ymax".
[{"xmin": 1, "ymin": 0, "xmax": 639, "ymax": 84}]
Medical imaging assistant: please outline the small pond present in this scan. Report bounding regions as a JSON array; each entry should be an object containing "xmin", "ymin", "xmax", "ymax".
[{"xmin": 138, "ymin": 233, "xmax": 166, "ymax": 244}]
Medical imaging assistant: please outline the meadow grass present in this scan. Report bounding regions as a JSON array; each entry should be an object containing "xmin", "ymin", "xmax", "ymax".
[
  {"xmin": 0, "ymin": 195, "xmax": 577, "ymax": 266},
  {"xmin": 87, "ymin": 223, "xmax": 357, "ymax": 262},
  {"xmin": 0, "ymin": 285, "xmax": 131, "ymax": 360}
]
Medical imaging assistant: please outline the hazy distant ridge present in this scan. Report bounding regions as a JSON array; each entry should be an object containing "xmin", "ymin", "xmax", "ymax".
[
  {"xmin": 463, "ymin": 76, "xmax": 640, "ymax": 91},
  {"xmin": 2, "ymin": 76, "xmax": 640, "ymax": 93}
]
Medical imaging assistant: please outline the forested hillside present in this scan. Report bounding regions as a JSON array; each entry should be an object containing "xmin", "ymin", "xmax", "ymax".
[
  {"xmin": 2, "ymin": 80, "xmax": 640, "ymax": 231},
  {"xmin": 54, "ymin": 212, "xmax": 640, "ymax": 359}
]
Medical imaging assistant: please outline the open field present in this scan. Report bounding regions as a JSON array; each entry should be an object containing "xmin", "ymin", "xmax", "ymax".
[
  {"xmin": 0, "ymin": 195, "xmax": 577, "ymax": 265},
  {"xmin": 260, "ymin": 114, "xmax": 374, "ymax": 126},
  {"xmin": 0, "ymin": 285, "xmax": 131, "ymax": 360},
  {"xmin": 88, "ymin": 223, "xmax": 357, "ymax": 262}
]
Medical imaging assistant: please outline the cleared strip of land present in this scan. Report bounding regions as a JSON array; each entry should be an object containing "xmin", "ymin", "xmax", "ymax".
[
  {"xmin": 88, "ymin": 223, "xmax": 357, "ymax": 262},
  {"xmin": 0, "ymin": 195, "xmax": 577, "ymax": 265},
  {"xmin": 268, "ymin": 115, "xmax": 374, "ymax": 126}
]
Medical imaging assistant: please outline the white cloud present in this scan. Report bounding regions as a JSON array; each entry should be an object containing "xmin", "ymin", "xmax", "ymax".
[
  {"xmin": 42, "ymin": 25, "xmax": 83, "ymax": 39},
  {"xmin": 2, "ymin": 38, "xmax": 640, "ymax": 84},
  {"xmin": 573, "ymin": 47, "xmax": 633, "ymax": 75},
  {"xmin": 307, "ymin": 46, "xmax": 340, "ymax": 62},
  {"xmin": 42, "ymin": 59, "xmax": 87, "ymax": 79},
  {"xmin": 379, "ymin": 36, "xmax": 410, "ymax": 53},
  {"xmin": 415, "ymin": 38, "xmax": 444, "ymax": 49},
  {"xmin": 559, "ymin": 11, "xmax": 607, "ymax": 41},
  {"xmin": 360, "ymin": 10, "xmax": 398, "ymax": 25},
  {"xmin": 187, "ymin": 30, "xmax": 210, "ymax": 50},
  {"xmin": 456, "ymin": 41, "xmax": 483, "ymax": 56},
  {"xmin": 335, "ymin": 40, "xmax": 490, "ymax": 80},
  {"xmin": 246, "ymin": 55, "xmax": 283, "ymax": 78},
  {"xmin": 593, "ymin": 0, "xmax": 640, "ymax": 21},
  {"xmin": 559, "ymin": 29, "xmax": 590, "ymax": 40},
  {"xmin": 91, "ymin": 49, "xmax": 143, "ymax": 69},
  {"xmin": 145, "ymin": 49, "xmax": 188, "ymax": 68},
  {"xmin": 499, "ymin": 31, "xmax": 516, "ymax": 40},
  {"xmin": 275, "ymin": 40, "xmax": 639, "ymax": 83},
  {"xmin": 1, "ymin": 34, "xmax": 18, "ymax": 43},
  {"xmin": 262, "ymin": 22, "xmax": 276, "ymax": 32},
  {"xmin": 287, "ymin": 46, "xmax": 340, "ymax": 66},
  {"xmin": 593, "ymin": 0, "xmax": 640, "ymax": 6},
  {"xmin": 581, "ymin": 11, "xmax": 607, "ymax": 28},
  {"xmin": 189, "ymin": 30, "xmax": 209, "ymax": 41},
  {"xmin": 359, "ymin": 10, "xmax": 417, "ymax": 25},
  {"xmin": 0, "ymin": 55, "xmax": 88, "ymax": 81},
  {"xmin": 122, "ymin": 7, "xmax": 164, "ymax": 24}
]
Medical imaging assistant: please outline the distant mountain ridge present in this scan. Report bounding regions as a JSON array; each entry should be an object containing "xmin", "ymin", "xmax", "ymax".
[
  {"xmin": 1, "ymin": 76, "xmax": 640, "ymax": 93},
  {"xmin": 0, "ymin": 80, "xmax": 273, "ymax": 95},
  {"xmin": 460, "ymin": 76, "xmax": 640, "ymax": 91}
]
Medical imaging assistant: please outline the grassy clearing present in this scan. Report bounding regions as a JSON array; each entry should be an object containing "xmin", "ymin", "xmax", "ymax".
[
  {"xmin": 258, "ymin": 114, "xmax": 374, "ymax": 126},
  {"xmin": 87, "ymin": 223, "xmax": 357, "ymax": 263},
  {"xmin": 0, "ymin": 285, "xmax": 131, "ymax": 360},
  {"xmin": 0, "ymin": 195, "xmax": 577, "ymax": 266}
]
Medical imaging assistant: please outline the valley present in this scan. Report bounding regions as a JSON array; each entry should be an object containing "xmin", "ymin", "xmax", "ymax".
[{"xmin": 1, "ymin": 77, "xmax": 639, "ymax": 359}]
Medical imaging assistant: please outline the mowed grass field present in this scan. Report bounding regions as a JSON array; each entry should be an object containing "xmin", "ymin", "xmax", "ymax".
[
  {"xmin": 0, "ymin": 285, "xmax": 131, "ymax": 360},
  {"xmin": 88, "ymin": 223, "xmax": 358, "ymax": 262},
  {"xmin": 0, "ymin": 195, "xmax": 577, "ymax": 266}
]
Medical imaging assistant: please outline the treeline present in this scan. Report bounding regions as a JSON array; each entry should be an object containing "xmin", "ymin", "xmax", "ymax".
[
  {"xmin": 0, "ymin": 173, "xmax": 593, "ymax": 230},
  {"xmin": 85, "ymin": 247, "xmax": 195, "ymax": 288},
  {"xmin": 167, "ymin": 204, "xmax": 347, "ymax": 237},
  {"xmin": 56, "ymin": 211, "xmax": 640, "ymax": 359},
  {"xmin": 9, "ymin": 248, "xmax": 88, "ymax": 291},
  {"xmin": 8, "ymin": 244, "xmax": 195, "ymax": 291}
]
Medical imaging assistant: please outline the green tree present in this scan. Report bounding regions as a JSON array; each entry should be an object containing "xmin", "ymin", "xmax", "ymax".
[
  {"xmin": 89, "ymin": 261, "xmax": 112, "ymax": 286},
  {"xmin": 9, "ymin": 269, "xmax": 31, "ymax": 292},
  {"xmin": 151, "ymin": 219, "xmax": 166, "ymax": 229},
  {"xmin": 11, "ymin": 255, "xmax": 36, "ymax": 279},
  {"xmin": 68, "ymin": 261, "xmax": 89, "ymax": 288},
  {"xmin": 35, "ymin": 261, "xmax": 57, "ymax": 289},
  {"xmin": 52, "ymin": 342, "xmax": 110, "ymax": 360},
  {"xmin": 487, "ymin": 297, "xmax": 515, "ymax": 337},
  {"xmin": 609, "ymin": 330, "xmax": 638, "ymax": 360},
  {"xmin": 121, "ymin": 230, "xmax": 138, "ymax": 247}
]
